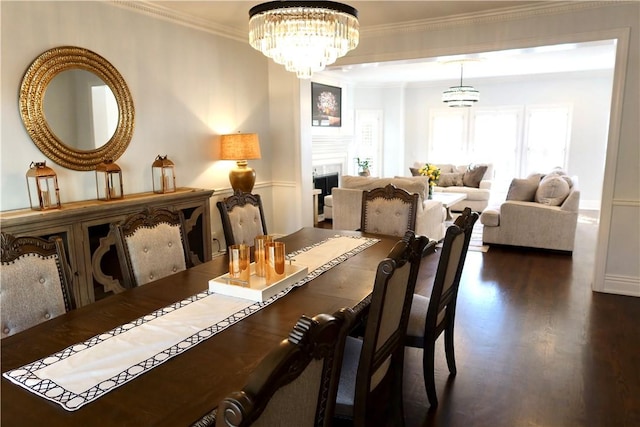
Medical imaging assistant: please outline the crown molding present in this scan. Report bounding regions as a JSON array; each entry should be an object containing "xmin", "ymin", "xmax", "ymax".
[
  {"xmin": 360, "ymin": 1, "xmax": 619, "ymax": 38},
  {"xmin": 109, "ymin": 1, "xmax": 624, "ymax": 43},
  {"xmin": 109, "ymin": 1, "xmax": 248, "ymax": 42}
]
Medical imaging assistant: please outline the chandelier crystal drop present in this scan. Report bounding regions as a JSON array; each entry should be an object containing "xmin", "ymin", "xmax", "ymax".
[
  {"xmin": 442, "ymin": 63, "xmax": 480, "ymax": 107},
  {"xmin": 249, "ymin": 1, "xmax": 359, "ymax": 79}
]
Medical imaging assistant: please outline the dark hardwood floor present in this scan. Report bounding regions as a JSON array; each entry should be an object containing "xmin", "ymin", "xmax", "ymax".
[{"xmin": 317, "ymin": 214, "xmax": 640, "ymax": 426}]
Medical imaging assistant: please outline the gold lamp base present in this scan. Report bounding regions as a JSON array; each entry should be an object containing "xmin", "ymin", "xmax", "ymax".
[{"xmin": 229, "ymin": 160, "xmax": 256, "ymax": 193}]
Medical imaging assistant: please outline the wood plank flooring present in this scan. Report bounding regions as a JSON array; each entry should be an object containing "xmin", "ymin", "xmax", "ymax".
[{"xmin": 317, "ymin": 214, "xmax": 640, "ymax": 426}]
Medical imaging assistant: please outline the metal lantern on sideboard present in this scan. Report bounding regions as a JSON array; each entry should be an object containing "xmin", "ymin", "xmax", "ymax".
[
  {"xmin": 152, "ymin": 155, "xmax": 176, "ymax": 193},
  {"xmin": 26, "ymin": 161, "xmax": 61, "ymax": 210},
  {"xmin": 95, "ymin": 160, "xmax": 124, "ymax": 201}
]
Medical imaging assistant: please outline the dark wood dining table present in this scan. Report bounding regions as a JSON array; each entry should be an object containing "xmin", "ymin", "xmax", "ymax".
[{"xmin": 1, "ymin": 227, "xmax": 430, "ymax": 426}]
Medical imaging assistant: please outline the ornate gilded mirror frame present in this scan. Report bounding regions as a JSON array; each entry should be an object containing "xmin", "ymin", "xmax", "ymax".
[{"xmin": 20, "ymin": 46, "xmax": 135, "ymax": 171}]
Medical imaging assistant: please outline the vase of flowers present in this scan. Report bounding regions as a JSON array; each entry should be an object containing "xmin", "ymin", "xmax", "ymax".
[
  {"xmin": 418, "ymin": 163, "xmax": 441, "ymax": 199},
  {"xmin": 355, "ymin": 157, "xmax": 372, "ymax": 176}
]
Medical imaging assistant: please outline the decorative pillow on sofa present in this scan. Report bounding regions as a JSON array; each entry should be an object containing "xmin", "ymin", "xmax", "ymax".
[
  {"xmin": 437, "ymin": 172, "xmax": 464, "ymax": 187},
  {"xmin": 434, "ymin": 164, "xmax": 456, "ymax": 174},
  {"xmin": 544, "ymin": 169, "xmax": 574, "ymax": 188},
  {"xmin": 462, "ymin": 164, "xmax": 488, "ymax": 188},
  {"xmin": 409, "ymin": 167, "xmax": 421, "ymax": 176},
  {"xmin": 535, "ymin": 175, "xmax": 571, "ymax": 206},
  {"xmin": 506, "ymin": 174, "xmax": 541, "ymax": 201}
]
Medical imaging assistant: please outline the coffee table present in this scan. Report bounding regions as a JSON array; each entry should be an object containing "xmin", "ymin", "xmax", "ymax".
[{"xmin": 432, "ymin": 192, "xmax": 467, "ymax": 221}]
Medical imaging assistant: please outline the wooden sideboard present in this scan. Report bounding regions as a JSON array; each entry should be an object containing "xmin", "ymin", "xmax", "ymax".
[{"xmin": 0, "ymin": 188, "xmax": 214, "ymax": 307}]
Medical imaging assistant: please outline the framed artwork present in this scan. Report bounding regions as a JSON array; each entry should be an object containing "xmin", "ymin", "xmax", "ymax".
[{"xmin": 312, "ymin": 83, "xmax": 341, "ymax": 127}]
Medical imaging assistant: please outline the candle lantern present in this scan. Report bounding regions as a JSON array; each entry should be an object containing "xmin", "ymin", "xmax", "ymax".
[
  {"xmin": 152, "ymin": 155, "xmax": 176, "ymax": 193},
  {"xmin": 26, "ymin": 161, "xmax": 61, "ymax": 210},
  {"xmin": 95, "ymin": 159, "xmax": 124, "ymax": 201}
]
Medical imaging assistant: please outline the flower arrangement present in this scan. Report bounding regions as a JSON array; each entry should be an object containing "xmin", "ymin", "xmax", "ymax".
[
  {"xmin": 419, "ymin": 163, "xmax": 441, "ymax": 186},
  {"xmin": 355, "ymin": 157, "xmax": 372, "ymax": 176}
]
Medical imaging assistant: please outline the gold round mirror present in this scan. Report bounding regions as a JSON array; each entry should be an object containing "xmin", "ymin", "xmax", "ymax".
[{"xmin": 20, "ymin": 46, "xmax": 134, "ymax": 171}]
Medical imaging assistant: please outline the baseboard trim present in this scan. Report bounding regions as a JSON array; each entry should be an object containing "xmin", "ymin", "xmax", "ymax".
[{"xmin": 600, "ymin": 274, "xmax": 640, "ymax": 297}]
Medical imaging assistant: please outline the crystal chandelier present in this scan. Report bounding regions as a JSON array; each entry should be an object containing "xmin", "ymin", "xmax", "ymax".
[
  {"xmin": 249, "ymin": 1, "xmax": 359, "ymax": 79},
  {"xmin": 442, "ymin": 63, "xmax": 480, "ymax": 107}
]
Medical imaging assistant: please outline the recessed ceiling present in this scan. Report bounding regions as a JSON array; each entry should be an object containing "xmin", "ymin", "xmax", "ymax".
[{"xmin": 319, "ymin": 40, "xmax": 617, "ymax": 85}]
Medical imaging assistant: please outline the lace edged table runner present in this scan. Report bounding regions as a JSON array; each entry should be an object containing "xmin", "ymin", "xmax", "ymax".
[{"xmin": 3, "ymin": 235, "xmax": 379, "ymax": 411}]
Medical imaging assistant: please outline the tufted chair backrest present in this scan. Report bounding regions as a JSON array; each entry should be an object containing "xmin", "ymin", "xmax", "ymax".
[
  {"xmin": 360, "ymin": 184, "xmax": 419, "ymax": 237},
  {"xmin": 1, "ymin": 232, "xmax": 75, "ymax": 338},
  {"xmin": 216, "ymin": 192, "xmax": 268, "ymax": 247},
  {"xmin": 113, "ymin": 207, "xmax": 191, "ymax": 288}
]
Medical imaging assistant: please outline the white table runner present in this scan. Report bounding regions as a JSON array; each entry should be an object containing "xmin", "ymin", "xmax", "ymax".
[{"xmin": 3, "ymin": 235, "xmax": 378, "ymax": 411}]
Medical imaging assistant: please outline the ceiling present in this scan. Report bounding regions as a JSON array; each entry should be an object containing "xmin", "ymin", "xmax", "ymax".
[
  {"xmin": 141, "ymin": 1, "xmax": 617, "ymax": 84},
  {"xmin": 146, "ymin": 1, "xmax": 539, "ymax": 29}
]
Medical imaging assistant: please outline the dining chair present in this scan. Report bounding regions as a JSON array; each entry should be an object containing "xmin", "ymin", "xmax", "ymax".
[
  {"xmin": 0, "ymin": 232, "xmax": 75, "ymax": 338},
  {"xmin": 113, "ymin": 207, "xmax": 192, "ymax": 288},
  {"xmin": 192, "ymin": 308, "xmax": 355, "ymax": 427},
  {"xmin": 216, "ymin": 191, "xmax": 268, "ymax": 247},
  {"xmin": 405, "ymin": 207, "xmax": 479, "ymax": 407},
  {"xmin": 360, "ymin": 184, "xmax": 419, "ymax": 237},
  {"xmin": 334, "ymin": 230, "xmax": 433, "ymax": 427}
]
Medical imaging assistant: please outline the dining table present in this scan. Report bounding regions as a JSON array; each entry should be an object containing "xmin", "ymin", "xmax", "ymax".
[{"xmin": 1, "ymin": 227, "xmax": 434, "ymax": 426}]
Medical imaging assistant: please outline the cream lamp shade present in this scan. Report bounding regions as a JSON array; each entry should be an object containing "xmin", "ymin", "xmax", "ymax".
[{"xmin": 220, "ymin": 133, "xmax": 261, "ymax": 193}]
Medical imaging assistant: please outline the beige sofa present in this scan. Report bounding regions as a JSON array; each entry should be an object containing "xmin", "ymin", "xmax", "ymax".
[
  {"xmin": 410, "ymin": 162, "xmax": 494, "ymax": 212},
  {"xmin": 480, "ymin": 174, "xmax": 580, "ymax": 253},
  {"xmin": 329, "ymin": 175, "xmax": 446, "ymax": 241}
]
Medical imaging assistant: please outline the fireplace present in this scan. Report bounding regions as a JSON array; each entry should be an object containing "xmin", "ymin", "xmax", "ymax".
[{"xmin": 313, "ymin": 172, "xmax": 339, "ymax": 216}]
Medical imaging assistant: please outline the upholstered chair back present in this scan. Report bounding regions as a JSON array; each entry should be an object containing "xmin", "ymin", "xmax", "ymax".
[
  {"xmin": 335, "ymin": 231, "xmax": 432, "ymax": 426},
  {"xmin": 360, "ymin": 184, "xmax": 419, "ymax": 237},
  {"xmin": 1, "ymin": 232, "xmax": 75, "ymax": 338},
  {"xmin": 114, "ymin": 207, "xmax": 191, "ymax": 288},
  {"xmin": 191, "ymin": 309, "xmax": 354, "ymax": 427},
  {"xmin": 405, "ymin": 207, "xmax": 479, "ymax": 407},
  {"xmin": 216, "ymin": 192, "xmax": 268, "ymax": 247}
]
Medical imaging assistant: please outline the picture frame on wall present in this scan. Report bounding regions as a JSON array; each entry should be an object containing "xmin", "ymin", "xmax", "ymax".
[{"xmin": 311, "ymin": 83, "xmax": 341, "ymax": 127}]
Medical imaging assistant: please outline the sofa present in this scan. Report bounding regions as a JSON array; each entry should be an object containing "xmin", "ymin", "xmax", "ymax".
[
  {"xmin": 480, "ymin": 172, "xmax": 580, "ymax": 253},
  {"xmin": 328, "ymin": 175, "xmax": 446, "ymax": 241},
  {"xmin": 410, "ymin": 163, "xmax": 494, "ymax": 212}
]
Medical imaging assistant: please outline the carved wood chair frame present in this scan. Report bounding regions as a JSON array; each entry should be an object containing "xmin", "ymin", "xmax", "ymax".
[
  {"xmin": 360, "ymin": 184, "xmax": 419, "ymax": 236},
  {"xmin": 113, "ymin": 207, "xmax": 192, "ymax": 288},
  {"xmin": 216, "ymin": 191, "xmax": 268, "ymax": 247}
]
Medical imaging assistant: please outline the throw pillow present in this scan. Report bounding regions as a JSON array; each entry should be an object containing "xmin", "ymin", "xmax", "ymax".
[
  {"xmin": 434, "ymin": 164, "xmax": 456, "ymax": 174},
  {"xmin": 409, "ymin": 167, "xmax": 421, "ymax": 176},
  {"xmin": 463, "ymin": 164, "xmax": 488, "ymax": 188},
  {"xmin": 506, "ymin": 175, "xmax": 541, "ymax": 201},
  {"xmin": 545, "ymin": 170, "xmax": 574, "ymax": 188},
  {"xmin": 438, "ymin": 172, "xmax": 464, "ymax": 187},
  {"xmin": 535, "ymin": 175, "xmax": 571, "ymax": 206}
]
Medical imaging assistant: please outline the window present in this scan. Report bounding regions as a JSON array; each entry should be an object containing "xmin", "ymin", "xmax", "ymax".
[
  {"xmin": 471, "ymin": 107, "xmax": 522, "ymax": 187},
  {"xmin": 428, "ymin": 109, "xmax": 468, "ymax": 163},
  {"xmin": 523, "ymin": 105, "xmax": 572, "ymax": 175},
  {"xmin": 429, "ymin": 104, "xmax": 571, "ymax": 187}
]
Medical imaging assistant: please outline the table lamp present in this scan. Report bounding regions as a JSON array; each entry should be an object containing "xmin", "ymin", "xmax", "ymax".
[{"xmin": 220, "ymin": 133, "xmax": 261, "ymax": 193}]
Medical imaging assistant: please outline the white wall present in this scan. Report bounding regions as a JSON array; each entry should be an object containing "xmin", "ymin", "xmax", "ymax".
[
  {"xmin": 2, "ymin": 1, "xmax": 638, "ymax": 297},
  {"xmin": 0, "ymin": 1, "xmax": 276, "ymax": 245},
  {"xmin": 334, "ymin": 1, "xmax": 640, "ymax": 296},
  {"xmin": 402, "ymin": 70, "xmax": 614, "ymax": 207}
]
